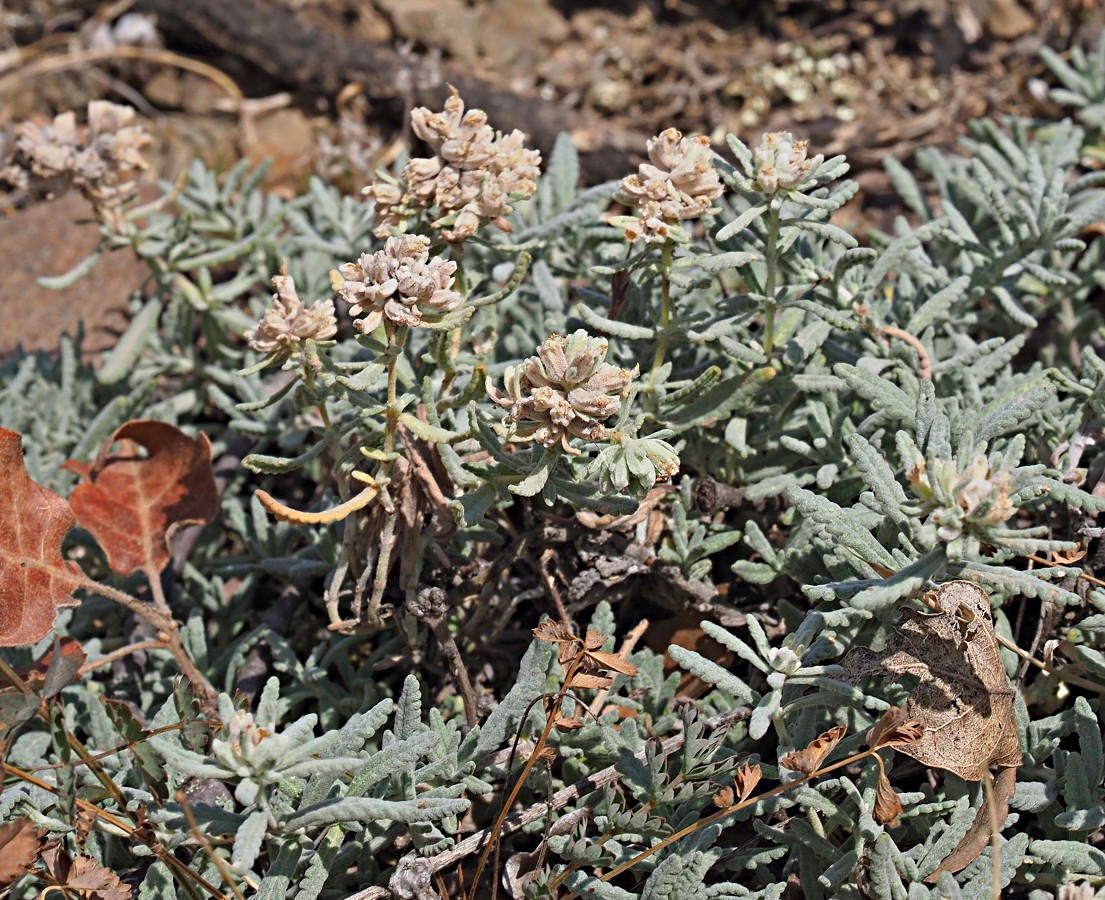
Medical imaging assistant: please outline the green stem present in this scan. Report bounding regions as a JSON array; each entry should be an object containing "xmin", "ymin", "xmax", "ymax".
[
  {"xmin": 384, "ymin": 323, "xmax": 408, "ymax": 455},
  {"xmin": 647, "ymin": 239, "xmax": 675, "ymax": 409},
  {"xmin": 762, "ymin": 203, "xmax": 781, "ymax": 356}
]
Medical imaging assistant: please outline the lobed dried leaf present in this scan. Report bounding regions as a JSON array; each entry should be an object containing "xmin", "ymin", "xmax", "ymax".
[
  {"xmin": 0, "ymin": 428, "xmax": 83, "ymax": 647},
  {"xmin": 65, "ymin": 420, "xmax": 217, "ymax": 576},
  {"xmin": 734, "ymin": 760, "xmax": 763, "ymax": 802},
  {"xmin": 39, "ymin": 844, "xmax": 131, "ymax": 900},
  {"xmin": 532, "ymin": 620, "xmax": 639, "ymax": 686},
  {"xmin": 780, "ymin": 724, "xmax": 847, "ymax": 775}
]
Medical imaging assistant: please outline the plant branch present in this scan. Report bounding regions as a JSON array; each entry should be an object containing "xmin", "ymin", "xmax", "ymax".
[{"xmin": 82, "ymin": 579, "xmax": 218, "ymax": 710}]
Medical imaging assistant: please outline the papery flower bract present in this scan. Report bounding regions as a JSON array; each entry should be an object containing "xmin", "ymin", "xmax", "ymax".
[
  {"xmin": 364, "ymin": 89, "xmax": 540, "ymax": 242},
  {"xmin": 905, "ymin": 455, "xmax": 1016, "ymax": 542},
  {"xmin": 614, "ymin": 128, "xmax": 724, "ymax": 242},
  {"xmin": 489, "ymin": 330, "xmax": 639, "ymax": 453},
  {"xmin": 751, "ymin": 131, "xmax": 823, "ymax": 195},
  {"xmin": 246, "ymin": 266, "xmax": 337, "ymax": 355},
  {"xmin": 336, "ymin": 234, "xmax": 462, "ymax": 333},
  {"xmin": 4, "ymin": 101, "xmax": 151, "ymax": 229}
]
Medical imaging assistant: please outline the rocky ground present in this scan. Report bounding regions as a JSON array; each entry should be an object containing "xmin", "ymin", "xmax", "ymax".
[{"xmin": 0, "ymin": 0, "xmax": 1099, "ymax": 355}]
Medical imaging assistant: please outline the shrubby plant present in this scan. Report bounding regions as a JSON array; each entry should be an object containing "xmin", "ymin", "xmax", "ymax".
[{"xmin": 3, "ymin": 45, "xmax": 1105, "ymax": 900}]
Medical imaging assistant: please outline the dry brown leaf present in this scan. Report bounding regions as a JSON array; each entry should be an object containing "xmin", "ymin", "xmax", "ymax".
[
  {"xmin": 925, "ymin": 766, "xmax": 1017, "ymax": 882},
  {"xmin": 0, "ymin": 428, "xmax": 83, "ymax": 647},
  {"xmin": 840, "ymin": 581, "xmax": 1022, "ymax": 781},
  {"xmin": 780, "ymin": 724, "xmax": 847, "ymax": 775},
  {"xmin": 0, "ymin": 817, "xmax": 42, "ymax": 886},
  {"xmin": 65, "ymin": 420, "xmax": 217, "ymax": 576},
  {"xmin": 584, "ymin": 648, "xmax": 638, "ymax": 677},
  {"xmin": 532, "ymin": 619, "xmax": 575, "ymax": 644},
  {"xmin": 569, "ymin": 673, "xmax": 614, "ymax": 690},
  {"xmin": 866, "ymin": 706, "xmax": 925, "ymax": 751},
  {"xmin": 873, "ymin": 766, "xmax": 904, "ymax": 827},
  {"xmin": 713, "ymin": 785, "xmax": 735, "ymax": 808},
  {"xmin": 734, "ymin": 760, "xmax": 763, "ymax": 801},
  {"xmin": 64, "ymin": 856, "xmax": 132, "ymax": 900}
]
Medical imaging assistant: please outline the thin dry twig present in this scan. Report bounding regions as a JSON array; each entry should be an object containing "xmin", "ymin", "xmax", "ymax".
[
  {"xmin": 76, "ymin": 638, "xmax": 166, "ymax": 677},
  {"xmin": 878, "ymin": 324, "xmax": 932, "ymax": 379},
  {"xmin": 0, "ymin": 45, "xmax": 243, "ymax": 105}
]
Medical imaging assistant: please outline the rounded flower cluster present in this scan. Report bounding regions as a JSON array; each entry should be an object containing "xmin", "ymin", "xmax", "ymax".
[
  {"xmin": 365, "ymin": 89, "xmax": 541, "ymax": 242},
  {"xmin": 614, "ymin": 128, "xmax": 724, "ymax": 243},
  {"xmin": 751, "ymin": 132, "xmax": 823, "ymax": 195},
  {"xmin": 489, "ymin": 330, "xmax": 639, "ymax": 453},
  {"xmin": 246, "ymin": 266, "xmax": 337, "ymax": 355},
  {"xmin": 2, "ymin": 101, "xmax": 151, "ymax": 228},
  {"xmin": 905, "ymin": 455, "xmax": 1016, "ymax": 542},
  {"xmin": 335, "ymin": 234, "xmax": 462, "ymax": 333}
]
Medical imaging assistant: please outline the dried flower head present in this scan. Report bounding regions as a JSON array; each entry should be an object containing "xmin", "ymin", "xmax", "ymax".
[
  {"xmin": 905, "ymin": 455, "xmax": 1016, "ymax": 542},
  {"xmin": 246, "ymin": 265, "xmax": 337, "ymax": 355},
  {"xmin": 3, "ymin": 101, "xmax": 151, "ymax": 229},
  {"xmin": 365, "ymin": 89, "xmax": 541, "ymax": 242},
  {"xmin": 751, "ymin": 132, "xmax": 823, "ymax": 195},
  {"xmin": 489, "ymin": 330, "xmax": 638, "ymax": 453},
  {"xmin": 335, "ymin": 234, "xmax": 462, "ymax": 333},
  {"xmin": 614, "ymin": 128, "xmax": 724, "ymax": 241}
]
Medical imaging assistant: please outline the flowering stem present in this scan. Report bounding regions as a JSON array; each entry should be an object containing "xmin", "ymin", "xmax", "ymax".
[
  {"xmin": 762, "ymin": 203, "xmax": 781, "ymax": 356},
  {"xmin": 647, "ymin": 239, "xmax": 675, "ymax": 409},
  {"xmin": 384, "ymin": 323, "xmax": 408, "ymax": 456}
]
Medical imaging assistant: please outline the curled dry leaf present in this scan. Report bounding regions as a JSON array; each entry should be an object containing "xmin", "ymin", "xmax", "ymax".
[
  {"xmin": 873, "ymin": 767, "xmax": 904, "ymax": 827},
  {"xmin": 866, "ymin": 706, "xmax": 925, "ymax": 751},
  {"xmin": 65, "ymin": 420, "xmax": 217, "ymax": 576},
  {"xmin": 713, "ymin": 785, "xmax": 735, "ymax": 808},
  {"xmin": 0, "ymin": 428, "xmax": 83, "ymax": 647},
  {"xmin": 0, "ymin": 817, "xmax": 43, "ymax": 886},
  {"xmin": 780, "ymin": 724, "xmax": 847, "ymax": 775},
  {"xmin": 840, "ymin": 581, "xmax": 1021, "ymax": 781}
]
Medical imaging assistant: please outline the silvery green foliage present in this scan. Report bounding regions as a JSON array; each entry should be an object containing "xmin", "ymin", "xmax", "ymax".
[
  {"xmin": 1040, "ymin": 33, "xmax": 1105, "ymax": 132},
  {"xmin": 5, "ymin": 47, "xmax": 1105, "ymax": 900}
]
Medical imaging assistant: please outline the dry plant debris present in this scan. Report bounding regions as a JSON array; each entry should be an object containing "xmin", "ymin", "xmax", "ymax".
[
  {"xmin": 64, "ymin": 420, "xmax": 218, "ymax": 576},
  {"xmin": 0, "ymin": 428, "xmax": 83, "ymax": 647},
  {"xmin": 841, "ymin": 580, "xmax": 1022, "ymax": 781}
]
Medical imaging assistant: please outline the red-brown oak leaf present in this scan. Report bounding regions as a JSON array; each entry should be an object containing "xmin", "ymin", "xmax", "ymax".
[
  {"xmin": 65, "ymin": 421, "xmax": 217, "ymax": 577},
  {"xmin": 0, "ymin": 428, "xmax": 83, "ymax": 647}
]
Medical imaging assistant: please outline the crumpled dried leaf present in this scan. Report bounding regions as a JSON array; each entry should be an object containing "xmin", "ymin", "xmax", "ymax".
[
  {"xmin": 841, "ymin": 581, "xmax": 1022, "ymax": 781},
  {"xmin": 866, "ymin": 706, "xmax": 925, "ymax": 751},
  {"xmin": 65, "ymin": 420, "xmax": 217, "ymax": 576},
  {"xmin": 873, "ymin": 767, "xmax": 904, "ymax": 827},
  {"xmin": 0, "ymin": 817, "xmax": 42, "ymax": 886},
  {"xmin": 0, "ymin": 428, "xmax": 83, "ymax": 647},
  {"xmin": 780, "ymin": 724, "xmax": 847, "ymax": 775}
]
